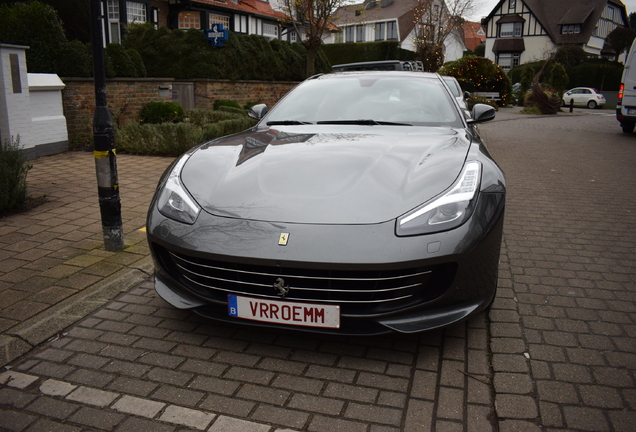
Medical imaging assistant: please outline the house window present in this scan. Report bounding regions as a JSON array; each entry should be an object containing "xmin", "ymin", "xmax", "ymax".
[
  {"xmin": 497, "ymin": 53, "xmax": 520, "ymax": 70},
  {"xmin": 345, "ymin": 26, "xmax": 355, "ymax": 43},
  {"xmin": 126, "ymin": 1, "xmax": 146, "ymax": 24},
  {"xmin": 499, "ymin": 22, "xmax": 522, "ymax": 38},
  {"xmin": 387, "ymin": 21, "xmax": 397, "ymax": 40},
  {"xmin": 107, "ymin": 0, "xmax": 120, "ymax": 43},
  {"xmin": 356, "ymin": 25, "xmax": 365, "ymax": 42},
  {"xmin": 561, "ymin": 24, "xmax": 581, "ymax": 34},
  {"xmin": 178, "ymin": 12, "xmax": 200, "ymax": 29},
  {"xmin": 234, "ymin": 15, "xmax": 248, "ymax": 33},
  {"xmin": 209, "ymin": 14, "xmax": 230, "ymax": 30},
  {"xmin": 375, "ymin": 22, "xmax": 386, "ymax": 40},
  {"xmin": 509, "ymin": 0, "xmax": 516, "ymax": 10},
  {"xmin": 263, "ymin": 23, "xmax": 278, "ymax": 38},
  {"xmin": 290, "ymin": 31, "xmax": 298, "ymax": 42}
]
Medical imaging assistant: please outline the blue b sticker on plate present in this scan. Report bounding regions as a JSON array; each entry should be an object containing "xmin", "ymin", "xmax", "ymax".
[{"xmin": 228, "ymin": 294, "xmax": 238, "ymax": 317}]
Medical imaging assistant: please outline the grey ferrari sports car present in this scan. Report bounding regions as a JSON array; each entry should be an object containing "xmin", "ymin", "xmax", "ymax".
[{"xmin": 147, "ymin": 71, "xmax": 505, "ymax": 335}]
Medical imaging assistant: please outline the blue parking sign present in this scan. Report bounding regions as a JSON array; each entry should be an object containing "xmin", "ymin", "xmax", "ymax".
[{"xmin": 206, "ymin": 24, "xmax": 229, "ymax": 47}]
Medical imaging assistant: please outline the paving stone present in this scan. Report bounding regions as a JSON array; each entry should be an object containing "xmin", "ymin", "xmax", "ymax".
[
  {"xmin": 288, "ymin": 393, "xmax": 344, "ymax": 415},
  {"xmin": 106, "ymin": 376, "xmax": 158, "ymax": 397},
  {"xmin": 159, "ymin": 404, "xmax": 216, "ymax": 430},
  {"xmin": 323, "ymin": 382, "xmax": 378, "ymax": 403},
  {"xmin": 0, "ymin": 371, "xmax": 39, "ymax": 389},
  {"xmin": 39, "ymin": 379, "xmax": 77, "ymax": 397},
  {"xmin": 562, "ymin": 406, "xmax": 610, "ymax": 432},
  {"xmin": 24, "ymin": 418, "xmax": 83, "ymax": 432},
  {"xmin": 111, "ymin": 394, "xmax": 165, "ymax": 418},
  {"xmin": 308, "ymin": 415, "xmax": 368, "ymax": 432},
  {"xmin": 495, "ymin": 394, "xmax": 538, "ymax": 419},
  {"xmin": 0, "ymin": 407, "xmax": 37, "ymax": 432},
  {"xmin": 436, "ymin": 387, "xmax": 464, "ymax": 420},
  {"xmin": 0, "ymin": 387, "xmax": 37, "ymax": 408},
  {"xmin": 115, "ymin": 417, "xmax": 176, "ymax": 432},
  {"xmin": 199, "ymin": 393, "xmax": 256, "ymax": 417},
  {"xmin": 65, "ymin": 386, "xmax": 119, "ymax": 407},
  {"xmin": 152, "ymin": 384, "xmax": 204, "ymax": 407},
  {"xmin": 68, "ymin": 406, "xmax": 125, "ymax": 430},
  {"xmin": 207, "ymin": 416, "xmax": 270, "ymax": 432},
  {"xmin": 251, "ymin": 405, "xmax": 309, "ymax": 429},
  {"xmin": 25, "ymin": 396, "xmax": 80, "ymax": 420}
]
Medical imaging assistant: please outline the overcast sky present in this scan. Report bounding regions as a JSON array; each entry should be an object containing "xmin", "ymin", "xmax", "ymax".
[{"xmin": 468, "ymin": 0, "xmax": 636, "ymax": 21}]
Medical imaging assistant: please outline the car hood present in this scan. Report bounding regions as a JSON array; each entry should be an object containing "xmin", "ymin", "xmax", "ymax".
[{"xmin": 182, "ymin": 126, "xmax": 472, "ymax": 224}]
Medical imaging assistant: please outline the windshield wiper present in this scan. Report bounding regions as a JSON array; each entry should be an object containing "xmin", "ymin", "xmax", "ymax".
[
  {"xmin": 266, "ymin": 120, "xmax": 313, "ymax": 125},
  {"xmin": 317, "ymin": 119, "xmax": 412, "ymax": 126}
]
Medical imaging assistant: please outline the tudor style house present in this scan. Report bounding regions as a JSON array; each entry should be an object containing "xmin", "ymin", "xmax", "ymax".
[
  {"xmin": 101, "ymin": 0, "xmax": 293, "ymax": 46},
  {"xmin": 482, "ymin": 0, "xmax": 629, "ymax": 71},
  {"xmin": 327, "ymin": 0, "xmax": 466, "ymax": 62}
]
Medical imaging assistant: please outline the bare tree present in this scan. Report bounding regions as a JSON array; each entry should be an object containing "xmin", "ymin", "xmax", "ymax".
[
  {"xmin": 412, "ymin": 0, "xmax": 476, "ymax": 71},
  {"xmin": 279, "ymin": 0, "xmax": 346, "ymax": 77}
]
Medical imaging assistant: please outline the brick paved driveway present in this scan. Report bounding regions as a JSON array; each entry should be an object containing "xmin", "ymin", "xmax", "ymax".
[
  {"xmin": 482, "ymin": 110, "xmax": 636, "ymax": 432},
  {"xmin": 1, "ymin": 109, "xmax": 635, "ymax": 432}
]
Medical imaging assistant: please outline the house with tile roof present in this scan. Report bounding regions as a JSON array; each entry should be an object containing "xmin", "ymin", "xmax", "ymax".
[
  {"xmin": 103, "ymin": 0, "xmax": 294, "ymax": 45},
  {"xmin": 463, "ymin": 21, "xmax": 486, "ymax": 51},
  {"xmin": 326, "ymin": 0, "xmax": 466, "ymax": 63},
  {"xmin": 482, "ymin": 0, "xmax": 629, "ymax": 71}
]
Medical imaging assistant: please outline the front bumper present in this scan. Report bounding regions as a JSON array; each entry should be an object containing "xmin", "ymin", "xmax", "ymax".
[{"xmin": 147, "ymin": 189, "xmax": 505, "ymax": 335}]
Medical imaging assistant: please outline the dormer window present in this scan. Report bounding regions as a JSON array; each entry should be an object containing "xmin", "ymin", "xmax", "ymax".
[
  {"xmin": 561, "ymin": 24, "xmax": 581, "ymax": 34},
  {"xmin": 499, "ymin": 22, "xmax": 522, "ymax": 38}
]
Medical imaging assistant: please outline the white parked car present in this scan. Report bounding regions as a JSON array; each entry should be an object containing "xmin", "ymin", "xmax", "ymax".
[{"xmin": 562, "ymin": 87, "xmax": 606, "ymax": 109}]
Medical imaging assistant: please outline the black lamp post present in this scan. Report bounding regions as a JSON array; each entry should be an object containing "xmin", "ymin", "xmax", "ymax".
[{"xmin": 89, "ymin": 0, "xmax": 124, "ymax": 251}]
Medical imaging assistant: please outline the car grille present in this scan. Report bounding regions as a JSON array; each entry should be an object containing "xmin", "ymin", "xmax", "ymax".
[{"xmin": 157, "ymin": 248, "xmax": 455, "ymax": 316}]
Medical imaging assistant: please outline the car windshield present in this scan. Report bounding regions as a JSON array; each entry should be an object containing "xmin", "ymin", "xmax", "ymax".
[{"xmin": 263, "ymin": 73, "xmax": 463, "ymax": 128}]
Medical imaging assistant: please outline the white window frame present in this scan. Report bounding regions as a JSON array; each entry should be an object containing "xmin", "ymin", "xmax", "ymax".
[
  {"xmin": 263, "ymin": 23, "xmax": 278, "ymax": 38},
  {"xmin": 356, "ymin": 25, "xmax": 365, "ymax": 42},
  {"xmin": 209, "ymin": 14, "xmax": 230, "ymax": 30},
  {"xmin": 499, "ymin": 22, "xmax": 522, "ymax": 38},
  {"xmin": 345, "ymin": 26, "xmax": 355, "ymax": 43},
  {"xmin": 375, "ymin": 22, "xmax": 386, "ymax": 41},
  {"xmin": 107, "ymin": 0, "xmax": 120, "ymax": 43},
  {"xmin": 387, "ymin": 21, "xmax": 397, "ymax": 40},
  {"xmin": 126, "ymin": 1, "xmax": 146, "ymax": 24}
]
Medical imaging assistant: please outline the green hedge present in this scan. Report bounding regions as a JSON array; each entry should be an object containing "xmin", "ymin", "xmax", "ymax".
[
  {"xmin": 115, "ymin": 107, "xmax": 257, "ymax": 156},
  {"xmin": 321, "ymin": 41, "xmax": 415, "ymax": 67},
  {"xmin": 0, "ymin": 137, "xmax": 31, "ymax": 216},
  {"xmin": 509, "ymin": 58, "xmax": 623, "ymax": 91},
  {"xmin": 122, "ymin": 24, "xmax": 330, "ymax": 81}
]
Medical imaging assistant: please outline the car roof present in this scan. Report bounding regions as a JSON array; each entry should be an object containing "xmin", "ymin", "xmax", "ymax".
[{"xmin": 323, "ymin": 71, "xmax": 440, "ymax": 79}]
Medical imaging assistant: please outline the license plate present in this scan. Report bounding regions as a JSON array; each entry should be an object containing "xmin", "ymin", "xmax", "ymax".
[
  {"xmin": 228, "ymin": 295, "xmax": 340, "ymax": 329},
  {"xmin": 627, "ymin": 108, "xmax": 636, "ymax": 115}
]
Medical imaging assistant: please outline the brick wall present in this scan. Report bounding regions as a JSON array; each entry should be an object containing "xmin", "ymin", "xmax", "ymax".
[
  {"xmin": 193, "ymin": 80, "xmax": 297, "ymax": 109},
  {"xmin": 62, "ymin": 78, "xmax": 298, "ymax": 149}
]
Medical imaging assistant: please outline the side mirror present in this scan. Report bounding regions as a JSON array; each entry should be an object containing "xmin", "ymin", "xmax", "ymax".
[
  {"xmin": 248, "ymin": 104, "xmax": 268, "ymax": 120},
  {"xmin": 464, "ymin": 91, "xmax": 471, "ymax": 100},
  {"xmin": 467, "ymin": 103, "xmax": 496, "ymax": 124}
]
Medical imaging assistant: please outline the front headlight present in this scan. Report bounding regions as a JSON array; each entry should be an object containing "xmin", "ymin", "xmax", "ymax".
[
  {"xmin": 157, "ymin": 154, "xmax": 200, "ymax": 224},
  {"xmin": 396, "ymin": 161, "xmax": 481, "ymax": 236}
]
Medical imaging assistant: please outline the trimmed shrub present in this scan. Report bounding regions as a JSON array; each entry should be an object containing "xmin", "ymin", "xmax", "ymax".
[
  {"xmin": 0, "ymin": 136, "xmax": 31, "ymax": 216},
  {"xmin": 106, "ymin": 43, "xmax": 138, "ymax": 77},
  {"xmin": 0, "ymin": 1, "xmax": 67, "ymax": 73},
  {"xmin": 122, "ymin": 23, "xmax": 329, "ymax": 81},
  {"xmin": 213, "ymin": 100, "xmax": 242, "ymax": 110},
  {"xmin": 440, "ymin": 56, "xmax": 512, "ymax": 105},
  {"xmin": 139, "ymin": 101, "xmax": 185, "ymax": 124},
  {"xmin": 115, "ymin": 108, "xmax": 256, "ymax": 156},
  {"xmin": 55, "ymin": 39, "xmax": 92, "ymax": 77}
]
